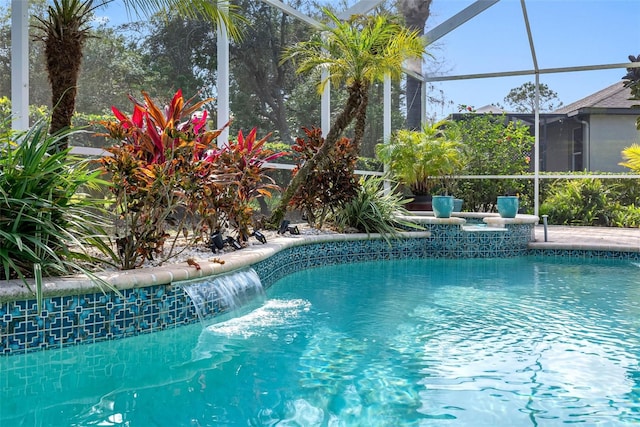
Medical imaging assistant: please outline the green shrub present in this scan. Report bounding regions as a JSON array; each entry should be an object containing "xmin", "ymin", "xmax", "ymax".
[
  {"xmin": 453, "ymin": 112, "xmax": 534, "ymax": 211},
  {"xmin": 609, "ymin": 203, "xmax": 640, "ymax": 227},
  {"xmin": 99, "ymin": 90, "xmax": 285, "ymax": 268},
  {"xmin": 0, "ymin": 120, "xmax": 115, "ymax": 307},
  {"xmin": 609, "ymin": 177, "xmax": 640, "ymax": 206},
  {"xmin": 540, "ymin": 178, "xmax": 612, "ymax": 226}
]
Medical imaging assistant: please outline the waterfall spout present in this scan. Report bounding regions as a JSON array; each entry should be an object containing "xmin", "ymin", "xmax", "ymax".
[{"xmin": 181, "ymin": 268, "xmax": 265, "ymax": 322}]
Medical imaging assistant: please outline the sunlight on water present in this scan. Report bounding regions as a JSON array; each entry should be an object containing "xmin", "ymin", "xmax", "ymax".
[
  {"xmin": 206, "ymin": 298, "xmax": 312, "ymax": 338},
  {"xmin": 2, "ymin": 258, "xmax": 640, "ymax": 426}
]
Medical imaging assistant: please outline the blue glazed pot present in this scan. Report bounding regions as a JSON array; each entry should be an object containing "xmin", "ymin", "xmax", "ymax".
[
  {"xmin": 432, "ymin": 195, "xmax": 454, "ymax": 218},
  {"xmin": 497, "ymin": 196, "xmax": 519, "ymax": 218}
]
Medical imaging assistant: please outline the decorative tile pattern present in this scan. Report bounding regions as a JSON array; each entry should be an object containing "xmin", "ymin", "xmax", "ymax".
[
  {"xmin": 0, "ymin": 285, "xmax": 199, "ymax": 355},
  {"xmin": 6, "ymin": 223, "xmax": 629, "ymax": 356},
  {"xmin": 528, "ymin": 248, "xmax": 640, "ymax": 260}
]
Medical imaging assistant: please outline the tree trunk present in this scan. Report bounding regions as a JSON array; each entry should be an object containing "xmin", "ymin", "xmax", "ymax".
[
  {"xmin": 405, "ymin": 77, "xmax": 422, "ymax": 130},
  {"xmin": 398, "ymin": 0, "xmax": 432, "ymax": 130},
  {"xmin": 268, "ymin": 82, "xmax": 367, "ymax": 227},
  {"xmin": 352, "ymin": 82, "xmax": 370, "ymax": 152},
  {"xmin": 45, "ymin": 27, "xmax": 84, "ymax": 151}
]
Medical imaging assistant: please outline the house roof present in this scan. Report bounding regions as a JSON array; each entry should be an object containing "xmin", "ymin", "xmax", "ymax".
[
  {"xmin": 475, "ymin": 104, "xmax": 507, "ymax": 114},
  {"xmin": 554, "ymin": 81, "xmax": 639, "ymax": 114}
]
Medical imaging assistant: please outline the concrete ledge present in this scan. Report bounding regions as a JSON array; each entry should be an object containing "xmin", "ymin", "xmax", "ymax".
[
  {"xmin": 0, "ymin": 231, "xmax": 432, "ymax": 302},
  {"xmin": 461, "ymin": 225, "xmax": 508, "ymax": 232},
  {"xmin": 400, "ymin": 214, "xmax": 466, "ymax": 225},
  {"xmin": 484, "ymin": 214, "xmax": 539, "ymax": 227},
  {"xmin": 528, "ymin": 241, "xmax": 640, "ymax": 252}
]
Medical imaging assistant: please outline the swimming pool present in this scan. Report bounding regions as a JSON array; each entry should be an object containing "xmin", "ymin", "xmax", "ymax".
[{"xmin": 2, "ymin": 257, "xmax": 639, "ymax": 425}]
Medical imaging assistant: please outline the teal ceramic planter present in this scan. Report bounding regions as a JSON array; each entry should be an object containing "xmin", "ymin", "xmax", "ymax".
[
  {"xmin": 432, "ymin": 195, "xmax": 454, "ymax": 218},
  {"xmin": 497, "ymin": 196, "xmax": 519, "ymax": 218}
]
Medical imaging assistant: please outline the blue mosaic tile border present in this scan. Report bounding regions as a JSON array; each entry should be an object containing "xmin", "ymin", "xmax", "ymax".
[
  {"xmin": 254, "ymin": 237, "xmax": 432, "ymax": 289},
  {"xmin": 528, "ymin": 248, "xmax": 640, "ymax": 260},
  {"xmin": 7, "ymin": 222, "xmax": 622, "ymax": 356},
  {"xmin": 0, "ymin": 285, "xmax": 199, "ymax": 355}
]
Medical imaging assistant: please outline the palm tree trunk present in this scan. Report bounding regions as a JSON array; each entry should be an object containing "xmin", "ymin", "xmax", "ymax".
[
  {"xmin": 352, "ymin": 82, "xmax": 370, "ymax": 151},
  {"xmin": 398, "ymin": 0, "xmax": 432, "ymax": 130},
  {"xmin": 405, "ymin": 77, "xmax": 422, "ymax": 130},
  {"xmin": 268, "ymin": 82, "xmax": 366, "ymax": 226},
  {"xmin": 47, "ymin": 37, "xmax": 82, "ymax": 151}
]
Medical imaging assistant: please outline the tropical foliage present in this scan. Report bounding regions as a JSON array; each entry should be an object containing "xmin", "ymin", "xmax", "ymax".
[
  {"xmin": 99, "ymin": 90, "xmax": 284, "ymax": 269},
  {"xmin": 270, "ymin": 9, "xmax": 426, "ymax": 225},
  {"xmin": 376, "ymin": 120, "xmax": 466, "ymax": 196},
  {"xmin": 215, "ymin": 128, "xmax": 286, "ymax": 240},
  {"xmin": 0, "ymin": 120, "xmax": 114, "ymax": 305},
  {"xmin": 539, "ymin": 176, "xmax": 640, "ymax": 227},
  {"xmin": 289, "ymin": 127, "xmax": 360, "ymax": 228},
  {"xmin": 620, "ymin": 144, "xmax": 640, "ymax": 172},
  {"xmin": 33, "ymin": 0, "xmax": 99, "ymax": 145},
  {"xmin": 453, "ymin": 111, "xmax": 534, "ymax": 211},
  {"xmin": 332, "ymin": 176, "xmax": 420, "ymax": 242},
  {"xmin": 30, "ymin": 0, "xmax": 242, "ymax": 152},
  {"xmin": 540, "ymin": 178, "xmax": 612, "ymax": 226}
]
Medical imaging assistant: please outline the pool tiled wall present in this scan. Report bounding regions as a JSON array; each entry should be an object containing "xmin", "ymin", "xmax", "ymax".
[
  {"xmin": 529, "ymin": 248, "xmax": 640, "ymax": 260},
  {"xmin": 0, "ymin": 221, "xmax": 594, "ymax": 356},
  {"xmin": 0, "ymin": 285, "xmax": 199, "ymax": 354}
]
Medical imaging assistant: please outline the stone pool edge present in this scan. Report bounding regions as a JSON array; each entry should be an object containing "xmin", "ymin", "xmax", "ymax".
[
  {"xmin": 0, "ymin": 231, "xmax": 433, "ymax": 302},
  {"xmin": 10, "ymin": 215, "xmax": 640, "ymax": 355}
]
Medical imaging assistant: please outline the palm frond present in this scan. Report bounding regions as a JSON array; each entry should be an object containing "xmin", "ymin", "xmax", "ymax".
[{"xmin": 120, "ymin": 0, "xmax": 244, "ymax": 40}]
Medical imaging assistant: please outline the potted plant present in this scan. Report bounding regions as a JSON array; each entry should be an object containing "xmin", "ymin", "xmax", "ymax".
[{"xmin": 375, "ymin": 120, "xmax": 467, "ymax": 217}]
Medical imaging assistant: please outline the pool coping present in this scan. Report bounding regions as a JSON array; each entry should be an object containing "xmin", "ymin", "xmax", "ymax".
[
  {"xmin": 4, "ymin": 217, "xmax": 639, "ymax": 303},
  {"xmin": 3, "ymin": 218, "xmax": 639, "ymax": 355},
  {"xmin": 0, "ymin": 231, "xmax": 433, "ymax": 302}
]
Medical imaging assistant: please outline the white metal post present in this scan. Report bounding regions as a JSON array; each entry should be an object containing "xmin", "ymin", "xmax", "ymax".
[
  {"xmin": 11, "ymin": 0, "xmax": 29, "ymax": 131},
  {"xmin": 534, "ymin": 74, "xmax": 540, "ymax": 217},
  {"xmin": 321, "ymin": 68, "xmax": 330, "ymax": 137},
  {"xmin": 216, "ymin": 3, "xmax": 230, "ymax": 146}
]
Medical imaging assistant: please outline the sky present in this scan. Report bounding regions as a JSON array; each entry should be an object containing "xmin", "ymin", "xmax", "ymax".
[
  {"xmin": 423, "ymin": 0, "xmax": 640, "ymax": 117},
  {"xmin": 95, "ymin": 0, "xmax": 640, "ymax": 118}
]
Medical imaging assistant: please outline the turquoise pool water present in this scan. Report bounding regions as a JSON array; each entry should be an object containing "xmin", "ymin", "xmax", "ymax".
[{"xmin": 1, "ymin": 257, "xmax": 640, "ymax": 426}]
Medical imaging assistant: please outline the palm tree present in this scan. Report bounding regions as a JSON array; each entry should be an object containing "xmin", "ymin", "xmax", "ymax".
[
  {"xmin": 32, "ymin": 0, "xmax": 240, "ymax": 151},
  {"xmin": 269, "ymin": 9, "xmax": 426, "ymax": 225},
  {"xmin": 33, "ymin": 0, "xmax": 97, "ymax": 148}
]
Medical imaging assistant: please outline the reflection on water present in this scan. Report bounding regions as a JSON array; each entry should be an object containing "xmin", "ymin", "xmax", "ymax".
[{"xmin": 1, "ymin": 258, "xmax": 640, "ymax": 426}]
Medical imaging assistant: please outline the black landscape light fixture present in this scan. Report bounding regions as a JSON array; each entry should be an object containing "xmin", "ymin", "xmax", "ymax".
[
  {"xmin": 225, "ymin": 236, "xmax": 243, "ymax": 250},
  {"xmin": 287, "ymin": 225, "xmax": 300, "ymax": 235},
  {"xmin": 209, "ymin": 232, "xmax": 225, "ymax": 253},
  {"xmin": 277, "ymin": 220, "xmax": 290, "ymax": 235},
  {"xmin": 251, "ymin": 230, "xmax": 267, "ymax": 244},
  {"xmin": 277, "ymin": 220, "xmax": 300, "ymax": 235}
]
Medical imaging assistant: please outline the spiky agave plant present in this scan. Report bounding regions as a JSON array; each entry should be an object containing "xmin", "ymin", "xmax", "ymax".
[{"xmin": 0, "ymin": 119, "xmax": 116, "ymax": 310}]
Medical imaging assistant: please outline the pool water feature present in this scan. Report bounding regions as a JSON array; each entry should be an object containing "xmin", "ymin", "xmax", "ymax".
[
  {"xmin": 1, "ymin": 257, "xmax": 639, "ymax": 426},
  {"xmin": 181, "ymin": 268, "xmax": 265, "ymax": 321}
]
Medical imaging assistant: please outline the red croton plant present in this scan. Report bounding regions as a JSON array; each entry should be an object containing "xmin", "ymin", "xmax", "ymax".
[
  {"xmin": 99, "ymin": 90, "xmax": 285, "ymax": 269},
  {"xmin": 289, "ymin": 126, "xmax": 360, "ymax": 228}
]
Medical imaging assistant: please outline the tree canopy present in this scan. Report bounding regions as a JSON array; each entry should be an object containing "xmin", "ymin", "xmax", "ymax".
[{"xmin": 502, "ymin": 82, "xmax": 563, "ymax": 113}]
